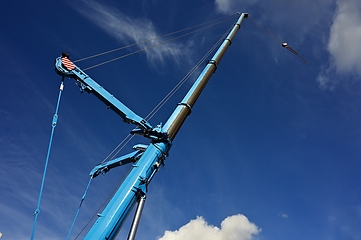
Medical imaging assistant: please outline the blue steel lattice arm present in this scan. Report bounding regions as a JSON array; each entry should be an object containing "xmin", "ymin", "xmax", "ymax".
[
  {"xmin": 89, "ymin": 150, "xmax": 144, "ymax": 178},
  {"xmin": 54, "ymin": 54, "xmax": 153, "ymax": 132}
]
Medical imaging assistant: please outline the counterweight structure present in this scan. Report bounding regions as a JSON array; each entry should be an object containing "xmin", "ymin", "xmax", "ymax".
[{"xmin": 54, "ymin": 12, "xmax": 248, "ymax": 240}]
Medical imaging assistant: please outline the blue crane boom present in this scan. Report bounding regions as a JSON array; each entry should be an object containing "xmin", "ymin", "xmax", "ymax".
[
  {"xmin": 55, "ymin": 55, "xmax": 153, "ymax": 133},
  {"xmin": 54, "ymin": 12, "xmax": 248, "ymax": 240}
]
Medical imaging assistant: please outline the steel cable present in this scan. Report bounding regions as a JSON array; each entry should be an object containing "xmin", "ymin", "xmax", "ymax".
[
  {"xmin": 82, "ymin": 17, "xmax": 236, "ymax": 71},
  {"xmin": 248, "ymin": 15, "xmax": 308, "ymax": 63},
  {"xmin": 73, "ymin": 14, "xmax": 236, "ymax": 64}
]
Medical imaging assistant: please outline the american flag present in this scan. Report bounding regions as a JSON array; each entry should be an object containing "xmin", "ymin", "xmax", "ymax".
[{"xmin": 62, "ymin": 57, "xmax": 76, "ymax": 70}]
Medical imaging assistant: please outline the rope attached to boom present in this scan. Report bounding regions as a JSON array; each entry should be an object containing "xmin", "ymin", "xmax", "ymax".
[
  {"xmin": 248, "ymin": 15, "xmax": 308, "ymax": 63},
  {"xmin": 82, "ymin": 19, "xmax": 235, "ymax": 71},
  {"xmin": 73, "ymin": 14, "xmax": 236, "ymax": 64},
  {"xmin": 66, "ymin": 177, "xmax": 93, "ymax": 240},
  {"xmin": 31, "ymin": 80, "xmax": 65, "ymax": 240},
  {"xmin": 73, "ymin": 165, "xmax": 135, "ymax": 239}
]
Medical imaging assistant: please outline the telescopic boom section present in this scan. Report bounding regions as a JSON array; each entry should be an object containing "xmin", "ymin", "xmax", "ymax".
[{"xmin": 163, "ymin": 13, "xmax": 248, "ymax": 140}]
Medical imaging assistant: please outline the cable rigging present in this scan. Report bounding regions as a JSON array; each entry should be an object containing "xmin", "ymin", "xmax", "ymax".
[
  {"xmin": 73, "ymin": 13, "xmax": 237, "ymax": 64},
  {"xmin": 34, "ymin": 12, "xmax": 307, "ymax": 240},
  {"xmin": 31, "ymin": 80, "xmax": 65, "ymax": 240},
  {"xmin": 248, "ymin": 15, "xmax": 309, "ymax": 63}
]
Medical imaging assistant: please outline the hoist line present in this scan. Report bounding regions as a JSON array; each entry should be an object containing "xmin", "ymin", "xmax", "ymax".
[
  {"xmin": 31, "ymin": 80, "xmax": 65, "ymax": 240},
  {"xmin": 82, "ymin": 16, "xmax": 237, "ymax": 71},
  {"xmin": 74, "ymin": 166, "xmax": 135, "ymax": 239},
  {"xmin": 66, "ymin": 177, "xmax": 93, "ymax": 240},
  {"xmin": 73, "ymin": 13, "xmax": 236, "ymax": 64},
  {"xmin": 100, "ymin": 134, "xmax": 133, "ymax": 164},
  {"xmin": 248, "ymin": 15, "xmax": 283, "ymax": 44},
  {"xmin": 70, "ymin": 138, "xmax": 135, "ymax": 236},
  {"xmin": 108, "ymin": 134, "xmax": 135, "ymax": 162},
  {"xmin": 248, "ymin": 15, "xmax": 308, "ymax": 63},
  {"xmin": 282, "ymin": 42, "xmax": 309, "ymax": 63}
]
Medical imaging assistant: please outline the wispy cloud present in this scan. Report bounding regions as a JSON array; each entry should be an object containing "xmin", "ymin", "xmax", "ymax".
[
  {"xmin": 158, "ymin": 214, "xmax": 261, "ymax": 240},
  {"xmin": 73, "ymin": 0, "xmax": 191, "ymax": 69},
  {"xmin": 317, "ymin": 0, "xmax": 361, "ymax": 89},
  {"xmin": 215, "ymin": 0, "xmax": 257, "ymax": 14},
  {"xmin": 356, "ymin": 205, "xmax": 361, "ymax": 218}
]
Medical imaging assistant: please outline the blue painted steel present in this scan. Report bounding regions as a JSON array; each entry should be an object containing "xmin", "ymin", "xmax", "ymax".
[
  {"xmin": 55, "ymin": 59, "xmax": 153, "ymax": 132},
  {"xmin": 31, "ymin": 80, "xmax": 64, "ymax": 240},
  {"xmin": 84, "ymin": 141, "xmax": 171, "ymax": 239},
  {"xmin": 90, "ymin": 150, "xmax": 144, "ymax": 178}
]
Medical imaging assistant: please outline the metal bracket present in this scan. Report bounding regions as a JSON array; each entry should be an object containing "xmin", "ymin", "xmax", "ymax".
[
  {"xmin": 90, "ymin": 150, "xmax": 144, "ymax": 178},
  {"xmin": 207, "ymin": 60, "xmax": 218, "ymax": 72}
]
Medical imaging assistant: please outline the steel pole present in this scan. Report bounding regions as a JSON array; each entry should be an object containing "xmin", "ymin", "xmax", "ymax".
[
  {"xmin": 127, "ymin": 195, "xmax": 146, "ymax": 240},
  {"xmin": 163, "ymin": 13, "xmax": 248, "ymax": 140}
]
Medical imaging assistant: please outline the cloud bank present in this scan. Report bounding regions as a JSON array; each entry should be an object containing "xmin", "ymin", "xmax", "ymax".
[
  {"xmin": 318, "ymin": 0, "xmax": 361, "ymax": 89},
  {"xmin": 158, "ymin": 214, "xmax": 261, "ymax": 240},
  {"xmin": 328, "ymin": 0, "xmax": 361, "ymax": 75}
]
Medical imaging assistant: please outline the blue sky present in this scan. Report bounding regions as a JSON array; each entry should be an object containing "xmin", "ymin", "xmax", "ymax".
[{"xmin": 1, "ymin": 0, "xmax": 361, "ymax": 239}]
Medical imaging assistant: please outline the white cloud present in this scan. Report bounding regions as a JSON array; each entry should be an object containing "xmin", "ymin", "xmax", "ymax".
[
  {"xmin": 328, "ymin": 0, "xmax": 361, "ymax": 74},
  {"xmin": 215, "ymin": 0, "xmax": 234, "ymax": 14},
  {"xmin": 158, "ymin": 214, "xmax": 261, "ymax": 240},
  {"xmin": 74, "ymin": 0, "xmax": 189, "ymax": 68},
  {"xmin": 318, "ymin": 0, "xmax": 361, "ymax": 89},
  {"xmin": 280, "ymin": 213, "xmax": 288, "ymax": 219},
  {"xmin": 214, "ymin": 0, "xmax": 256, "ymax": 14},
  {"xmin": 317, "ymin": 70, "xmax": 332, "ymax": 90}
]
